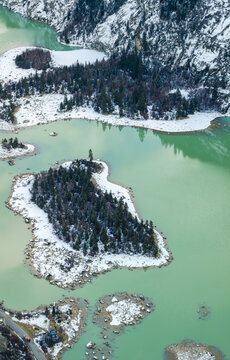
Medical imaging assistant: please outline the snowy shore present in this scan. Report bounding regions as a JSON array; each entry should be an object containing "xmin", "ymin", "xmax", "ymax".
[
  {"xmin": 0, "ymin": 93, "xmax": 224, "ymax": 134},
  {"xmin": 0, "ymin": 47, "xmax": 227, "ymax": 134},
  {"xmin": 0, "ymin": 143, "xmax": 35, "ymax": 160},
  {"xmin": 85, "ymin": 292, "xmax": 155, "ymax": 359},
  {"xmin": 6, "ymin": 160, "xmax": 171, "ymax": 290}
]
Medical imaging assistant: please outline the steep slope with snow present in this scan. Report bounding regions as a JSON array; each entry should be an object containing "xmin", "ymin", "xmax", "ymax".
[{"xmin": 1, "ymin": 0, "xmax": 229, "ymax": 110}]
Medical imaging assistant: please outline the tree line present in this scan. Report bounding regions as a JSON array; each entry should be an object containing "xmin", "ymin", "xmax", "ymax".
[
  {"xmin": 1, "ymin": 137, "xmax": 25, "ymax": 150},
  {"xmin": 0, "ymin": 50, "xmax": 220, "ymax": 123}
]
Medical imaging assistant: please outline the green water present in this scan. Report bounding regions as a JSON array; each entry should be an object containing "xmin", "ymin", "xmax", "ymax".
[
  {"xmin": 0, "ymin": 4, "xmax": 78, "ymax": 53},
  {"xmin": 0, "ymin": 5, "xmax": 230, "ymax": 360}
]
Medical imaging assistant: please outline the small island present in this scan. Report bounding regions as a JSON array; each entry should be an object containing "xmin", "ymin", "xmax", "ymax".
[
  {"xmin": 1, "ymin": 298, "xmax": 88, "ymax": 360},
  {"xmin": 6, "ymin": 153, "xmax": 171, "ymax": 289},
  {"xmin": 165, "ymin": 341, "xmax": 224, "ymax": 360},
  {"xmin": 0, "ymin": 137, "xmax": 36, "ymax": 160},
  {"xmin": 85, "ymin": 292, "xmax": 154, "ymax": 359}
]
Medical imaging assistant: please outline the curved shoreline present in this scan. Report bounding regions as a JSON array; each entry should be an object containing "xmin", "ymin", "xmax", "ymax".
[
  {"xmin": 6, "ymin": 159, "xmax": 172, "ymax": 290},
  {"xmin": 0, "ymin": 92, "xmax": 225, "ymax": 135},
  {"xmin": 0, "ymin": 47, "xmax": 227, "ymax": 135}
]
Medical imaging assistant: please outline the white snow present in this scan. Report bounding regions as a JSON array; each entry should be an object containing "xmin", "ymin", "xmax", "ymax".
[
  {"xmin": 177, "ymin": 352, "xmax": 214, "ymax": 360},
  {"xmin": 0, "ymin": 47, "xmax": 106, "ymax": 85},
  {"xmin": 106, "ymin": 299, "xmax": 141, "ymax": 326},
  {"xmin": 93, "ymin": 160, "xmax": 138, "ymax": 219},
  {"xmin": 0, "ymin": 45, "xmax": 227, "ymax": 134},
  {"xmin": 166, "ymin": 342, "xmax": 217, "ymax": 360},
  {"xmin": 8, "ymin": 160, "xmax": 170, "ymax": 289},
  {"xmin": 0, "ymin": 47, "xmax": 40, "ymax": 85},
  {"xmin": 12, "ymin": 314, "xmax": 50, "ymax": 331},
  {"xmin": 51, "ymin": 49, "xmax": 106, "ymax": 67},
  {"xmin": 11, "ymin": 301, "xmax": 83, "ymax": 359},
  {"xmin": 0, "ymin": 93, "xmax": 224, "ymax": 134},
  {"xmin": 0, "ymin": 143, "xmax": 35, "ymax": 160}
]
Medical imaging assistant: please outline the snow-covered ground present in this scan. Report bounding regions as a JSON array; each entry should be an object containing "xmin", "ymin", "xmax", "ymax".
[
  {"xmin": 0, "ymin": 143, "xmax": 35, "ymax": 160},
  {"xmin": 0, "ymin": 93, "xmax": 224, "ymax": 134},
  {"xmin": 166, "ymin": 342, "xmax": 219, "ymax": 360},
  {"xmin": 12, "ymin": 313, "xmax": 50, "ymax": 331},
  {"xmin": 0, "ymin": 47, "xmax": 106, "ymax": 85},
  {"xmin": 9, "ymin": 298, "xmax": 85, "ymax": 359},
  {"xmin": 7, "ymin": 160, "xmax": 171, "ymax": 289},
  {"xmin": 106, "ymin": 297, "xmax": 142, "ymax": 326},
  {"xmin": 51, "ymin": 48, "xmax": 106, "ymax": 66},
  {"xmin": 0, "ymin": 46, "xmax": 227, "ymax": 134},
  {"xmin": 93, "ymin": 160, "xmax": 138, "ymax": 219}
]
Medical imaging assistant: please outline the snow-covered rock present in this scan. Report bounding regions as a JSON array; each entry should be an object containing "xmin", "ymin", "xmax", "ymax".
[
  {"xmin": 106, "ymin": 299, "xmax": 142, "ymax": 326},
  {"xmin": 0, "ymin": 143, "xmax": 35, "ymax": 160},
  {"xmin": 165, "ymin": 341, "xmax": 221, "ymax": 360}
]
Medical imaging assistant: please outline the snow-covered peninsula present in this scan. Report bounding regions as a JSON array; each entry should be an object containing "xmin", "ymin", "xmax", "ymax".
[
  {"xmin": 6, "ymin": 160, "xmax": 171, "ymax": 289},
  {"xmin": 0, "ymin": 47, "xmax": 227, "ymax": 134}
]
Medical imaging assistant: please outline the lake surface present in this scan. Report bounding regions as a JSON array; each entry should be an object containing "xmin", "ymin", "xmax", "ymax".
[{"xmin": 0, "ymin": 5, "xmax": 230, "ymax": 360}]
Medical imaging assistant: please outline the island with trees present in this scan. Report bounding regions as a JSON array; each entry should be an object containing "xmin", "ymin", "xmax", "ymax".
[
  {"xmin": 6, "ymin": 151, "xmax": 171, "ymax": 289},
  {"xmin": 0, "ymin": 137, "xmax": 36, "ymax": 160}
]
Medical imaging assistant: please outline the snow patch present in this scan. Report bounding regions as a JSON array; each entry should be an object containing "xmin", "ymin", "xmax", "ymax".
[
  {"xmin": 0, "ymin": 47, "xmax": 106, "ymax": 85},
  {"xmin": 106, "ymin": 299, "xmax": 141, "ymax": 326}
]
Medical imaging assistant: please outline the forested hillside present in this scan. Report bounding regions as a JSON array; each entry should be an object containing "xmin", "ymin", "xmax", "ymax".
[
  {"xmin": 0, "ymin": 0, "xmax": 229, "ymax": 113},
  {"xmin": 0, "ymin": 49, "xmax": 220, "ymax": 121}
]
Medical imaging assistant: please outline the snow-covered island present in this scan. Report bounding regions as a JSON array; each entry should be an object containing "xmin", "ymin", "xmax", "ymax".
[
  {"xmin": 165, "ymin": 341, "xmax": 224, "ymax": 360},
  {"xmin": 0, "ymin": 46, "xmax": 227, "ymax": 134},
  {"xmin": 2, "ymin": 298, "xmax": 88, "ymax": 360},
  {"xmin": 0, "ymin": 137, "xmax": 36, "ymax": 160},
  {"xmin": 85, "ymin": 292, "xmax": 154, "ymax": 359},
  {"xmin": 6, "ymin": 158, "xmax": 171, "ymax": 290}
]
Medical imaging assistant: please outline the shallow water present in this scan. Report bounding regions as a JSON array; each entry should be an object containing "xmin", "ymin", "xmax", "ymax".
[{"xmin": 0, "ymin": 5, "xmax": 230, "ymax": 360}]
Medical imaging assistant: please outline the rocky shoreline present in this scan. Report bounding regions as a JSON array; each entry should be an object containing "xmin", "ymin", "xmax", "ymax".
[
  {"xmin": 6, "ymin": 160, "xmax": 172, "ymax": 290},
  {"xmin": 84, "ymin": 292, "xmax": 155, "ymax": 360}
]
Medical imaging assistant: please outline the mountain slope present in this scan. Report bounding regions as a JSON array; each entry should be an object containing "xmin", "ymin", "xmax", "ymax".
[{"xmin": 0, "ymin": 0, "xmax": 229, "ymax": 112}]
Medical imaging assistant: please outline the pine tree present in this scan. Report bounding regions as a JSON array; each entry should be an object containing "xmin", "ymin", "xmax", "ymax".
[{"xmin": 89, "ymin": 149, "xmax": 93, "ymax": 162}]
